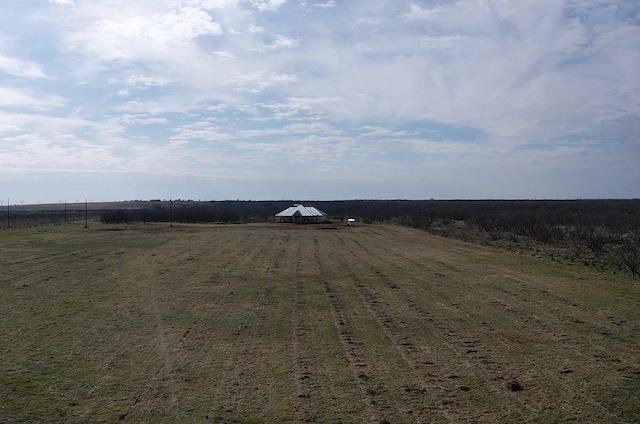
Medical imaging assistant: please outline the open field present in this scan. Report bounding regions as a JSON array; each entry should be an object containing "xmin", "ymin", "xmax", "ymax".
[{"xmin": 1, "ymin": 223, "xmax": 638, "ymax": 423}]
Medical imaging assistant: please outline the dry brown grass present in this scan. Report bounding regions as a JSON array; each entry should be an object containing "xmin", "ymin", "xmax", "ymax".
[{"xmin": 0, "ymin": 223, "xmax": 638, "ymax": 423}]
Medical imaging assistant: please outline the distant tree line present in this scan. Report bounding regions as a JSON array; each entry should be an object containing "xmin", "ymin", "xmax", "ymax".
[
  {"xmin": 10, "ymin": 199, "xmax": 638, "ymax": 243},
  {"xmin": 4, "ymin": 199, "xmax": 639, "ymax": 277},
  {"xmin": 101, "ymin": 199, "xmax": 640, "ymax": 231},
  {"xmin": 99, "ymin": 201, "xmax": 288, "ymax": 224},
  {"xmin": 1, "ymin": 208, "xmax": 91, "ymax": 229},
  {"xmin": 98, "ymin": 199, "xmax": 638, "ymax": 277}
]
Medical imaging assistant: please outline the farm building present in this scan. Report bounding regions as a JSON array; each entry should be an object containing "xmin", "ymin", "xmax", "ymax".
[{"xmin": 275, "ymin": 204, "xmax": 328, "ymax": 223}]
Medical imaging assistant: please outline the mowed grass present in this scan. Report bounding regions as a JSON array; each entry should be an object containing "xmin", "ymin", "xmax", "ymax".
[{"xmin": 0, "ymin": 223, "xmax": 638, "ymax": 423}]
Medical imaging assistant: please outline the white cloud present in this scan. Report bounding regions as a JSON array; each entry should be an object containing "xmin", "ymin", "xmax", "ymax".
[
  {"xmin": 171, "ymin": 121, "xmax": 231, "ymax": 142},
  {"xmin": 213, "ymin": 50, "xmax": 237, "ymax": 60},
  {"xmin": 181, "ymin": 0, "xmax": 239, "ymax": 8},
  {"xmin": 64, "ymin": 5, "xmax": 223, "ymax": 64},
  {"xmin": 0, "ymin": 54, "xmax": 48, "ymax": 79},
  {"xmin": 250, "ymin": 0, "xmax": 287, "ymax": 12},
  {"xmin": 126, "ymin": 75, "xmax": 173, "ymax": 88},
  {"xmin": 257, "ymin": 97, "xmax": 343, "ymax": 120},
  {"xmin": 110, "ymin": 114, "xmax": 169, "ymax": 126},
  {"xmin": 0, "ymin": 87, "xmax": 65, "ymax": 110},
  {"xmin": 227, "ymin": 71, "xmax": 297, "ymax": 93},
  {"xmin": 0, "ymin": 123, "xmax": 21, "ymax": 134},
  {"xmin": 401, "ymin": 4, "xmax": 441, "ymax": 21},
  {"xmin": 0, "ymin": 112, "xmax": 92, "ymax": 137},
  {"xmin": 269, "ymin": 73, "xmax": 298, "ymax": 83},
  {"xmin": 255, "ymin": 35, "xmax": 300, "ymax": 51},
  {"xmin": 314, "ymin": 1, "xmax": 336, "ymax": 8},
  {"xmin": 360, "ymin": 126, "xmax": 407, "ymax": 138},
  {"xmin": 234, "ymin": 133, "xmax": 357, "ymax": 165},
  {"xmin": 284, "ymin": 122, "xmax": 337, "ymax": 134},
  {"xmin": 110, "ymin": 74, "xmax": 173, "ymax": 89},
  {"xmin": 419, "ymin": 34, "xmax": 466, "ymax": 50},
  {"xmin": 205, "ymin": 103, "xmax": 228, "ymax": 111},
  {"xmin": 116, "ymin": 99, "xmax": 192, "ymax": 115},
  {"xmin": 237, "ymin": 121, "xmax": 338, "ymax": 138}
]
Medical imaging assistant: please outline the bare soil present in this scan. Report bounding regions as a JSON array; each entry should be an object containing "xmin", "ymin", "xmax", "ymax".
[{"xmin": 0, "ymin": 223, "xmax": 638, "ymax": 423}]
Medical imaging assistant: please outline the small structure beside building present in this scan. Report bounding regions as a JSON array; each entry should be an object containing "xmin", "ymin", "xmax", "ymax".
[{"xmin": 275, "ymin": 204, "xmax": 328, "ymax": 223}]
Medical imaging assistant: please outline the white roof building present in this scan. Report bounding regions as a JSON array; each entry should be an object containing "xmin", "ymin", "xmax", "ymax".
[{"xmin": 275, "ymin": 204, "xmax": 328, "ymax": 223}]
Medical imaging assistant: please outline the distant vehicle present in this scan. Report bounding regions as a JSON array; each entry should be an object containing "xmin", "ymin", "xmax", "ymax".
[{"xmin": 346, "ymin": 218, "xmax": 357, "ymax": 226}]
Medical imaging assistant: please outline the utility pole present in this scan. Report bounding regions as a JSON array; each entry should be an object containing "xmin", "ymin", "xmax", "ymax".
[
  {"xmin": 6, "ymin": 199, "xmax": 9, "ymax": 230},
  {"xmin": 85, "ymin": 199, "xmax": 88, "ymax": 228},
  {"xmin": 169, "ymin": 198, "xmax": 173, "ymax": 227},
  {"xmin": 64, "ymin": 198, "xmax": 67, "ymax": 224}
]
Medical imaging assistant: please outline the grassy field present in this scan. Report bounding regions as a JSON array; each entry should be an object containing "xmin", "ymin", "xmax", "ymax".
[{"xmin": 0, "ymin": 223, "xmax": 638, "ymax": 423}]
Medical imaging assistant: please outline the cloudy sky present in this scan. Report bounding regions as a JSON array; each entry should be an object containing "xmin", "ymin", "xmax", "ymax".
[{"xmin": 1, "ymin": 0, "xmax": 639, "ymax": 203}]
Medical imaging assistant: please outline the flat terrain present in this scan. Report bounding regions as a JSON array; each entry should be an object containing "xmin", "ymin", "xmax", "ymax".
[{"xmin": 0, "ymin": 223, "xmax": 638, "ymax": 423}]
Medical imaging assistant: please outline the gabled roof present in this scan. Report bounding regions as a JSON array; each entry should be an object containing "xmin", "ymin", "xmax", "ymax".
[{"xmin": 275, "ymin": 204, "xmax": 327, "ymax": 217}]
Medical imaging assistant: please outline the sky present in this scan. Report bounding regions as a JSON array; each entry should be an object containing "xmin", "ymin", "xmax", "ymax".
[{"xmin": 1, "ymin": 0, "xmax": 639, "ymax": 204}]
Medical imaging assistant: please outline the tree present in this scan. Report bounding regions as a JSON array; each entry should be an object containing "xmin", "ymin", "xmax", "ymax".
[
  {"xmin": 571, "ymin": 226, "xmax": 618, "ymax": 257},
  {"xmin": 618, "ymin": 230, "xmax": 640, "ymax": 277}
]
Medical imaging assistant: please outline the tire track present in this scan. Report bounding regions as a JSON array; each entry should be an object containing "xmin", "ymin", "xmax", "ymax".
[
  {"xmin": 220, "ymin": 231, "xmax": 277, "ymax": 273},
  {"xmin": 291, "ymin": 239, "xmax": 316, "ymax": 423},
  {"xmin": 361, "ymin": 227, "xmax": 621, "ymax": 339},
  {"xmin": 311, "ymin": 235, "xmax": 436, "ymax": 424},
  {"xmin": 341, "ymin": 230, "xmax": 554, "ymax": 353},
  {"xmin": 333, "ymin": 229, "xmax": 625, "ymax": 421},
  {"xmin": 330, "ymin": 234, "xmax": 514, "ymax": 422},
  {"xmin": 357, "ymin": 227, "xmax": 638, "ymax": 367}
]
